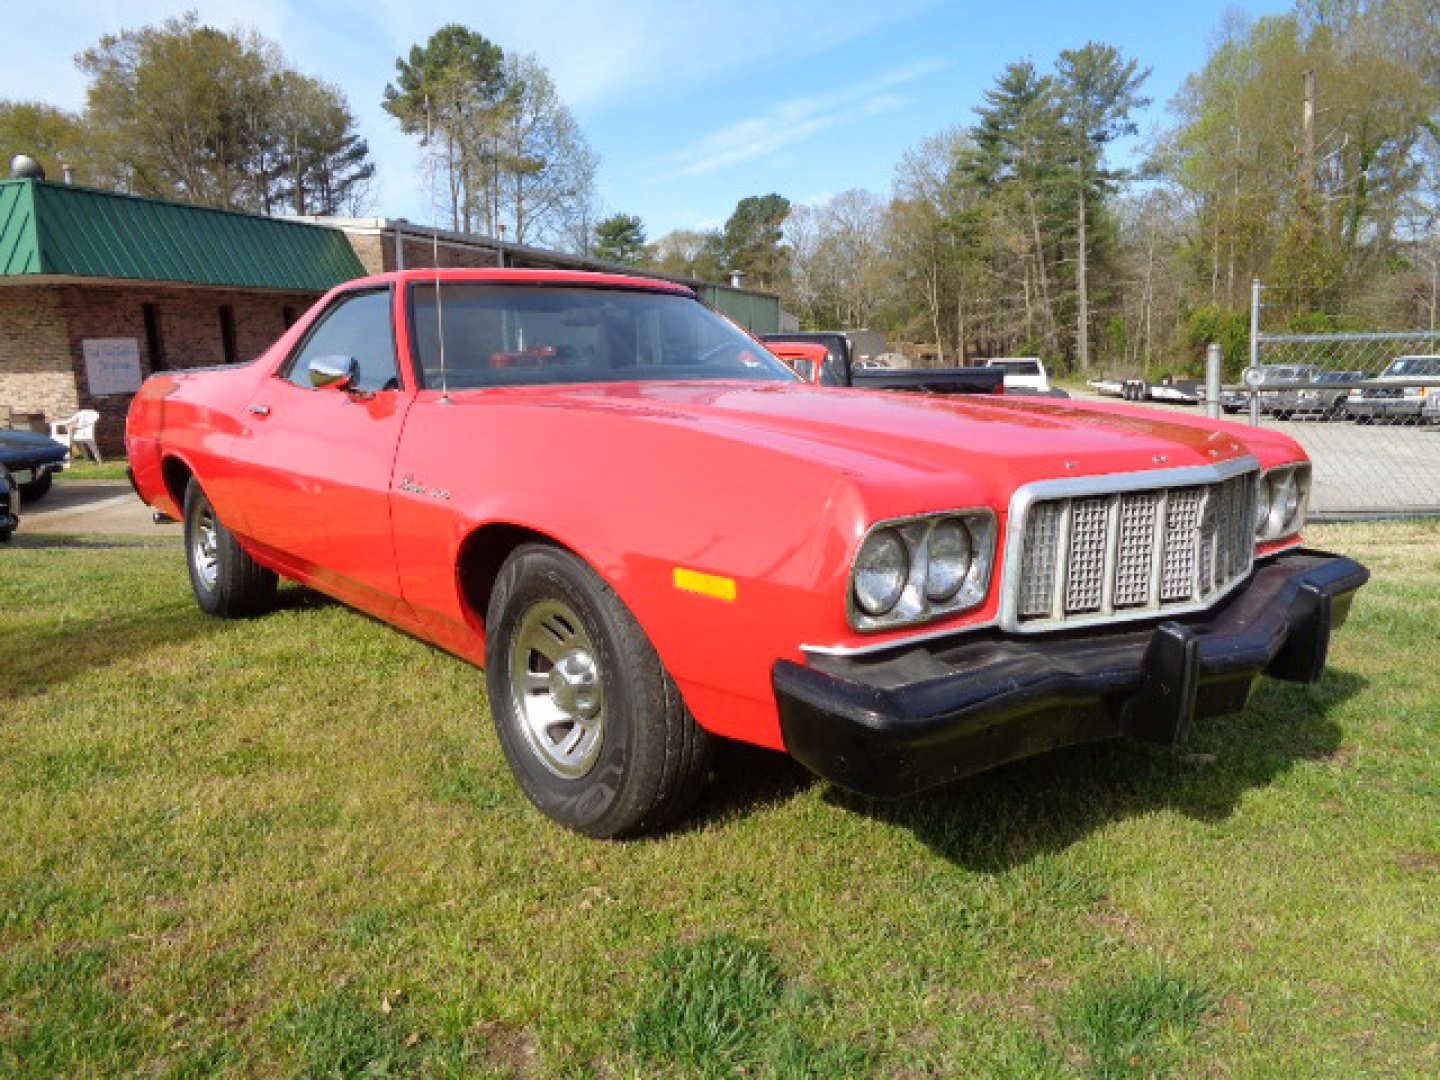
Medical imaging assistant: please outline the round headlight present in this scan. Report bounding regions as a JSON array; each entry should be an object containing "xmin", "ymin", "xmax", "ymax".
[
  {"xmin": 854, "ymin": 529, "xmax": 908, "ymax": 615},
  {"xmin": 925, "ymin": 518, "xmax": 973, "ymax": 601},
  {"xmin": 1255, "ymin": 474, "xmax": 1273, "ymax": 536},
  {"xmin": 1275, "ymin": 471, "xmax": 1300, "ymax": 528}
]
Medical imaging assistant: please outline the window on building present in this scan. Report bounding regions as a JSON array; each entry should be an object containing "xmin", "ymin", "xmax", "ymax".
[
  {"xmin": 282, "ymin": 305, "xmax": 299, "ymax": 329},
  {"xmin": 218, "ymin": 305, "xmax": 237, "ymax": 364},
  {"xmin": 142, "ymin": 303, "xmax": 166, "ymax": 370}
]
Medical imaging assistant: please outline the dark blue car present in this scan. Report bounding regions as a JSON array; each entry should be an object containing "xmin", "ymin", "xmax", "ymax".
[
  {"xmin": 1, "ymin": 465, "xmax": 17, "ymax": 541},
  {"xmin": 0, "ymin": 429, "xmax": 68, "ymax": 502}
]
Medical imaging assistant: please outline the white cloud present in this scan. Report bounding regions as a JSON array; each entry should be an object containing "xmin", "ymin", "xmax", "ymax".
[
  {"xmin": 659, "ymin": 60, "xmax": 947, "ymax": 178},
  {"xmin": 365, "ymin": 0, "xmax": 941, "ymax": 109}
]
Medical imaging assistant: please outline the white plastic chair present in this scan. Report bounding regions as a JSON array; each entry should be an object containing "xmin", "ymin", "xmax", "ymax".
[{"xmin": 50, "ymin": 409, "xmax": 102, "ymax": 463}]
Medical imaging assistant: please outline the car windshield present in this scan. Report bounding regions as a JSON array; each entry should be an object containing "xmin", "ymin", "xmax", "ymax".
[
  {"xmin": 409, "ymin": 284, "xmax": 796, "ymax": 389},
  {"xmin": 1384, "ymin": 355, "xmax": 1440, "ymax": 377},
  {"xmin": 991, "ymin": 360, "xmax": 1041, "ymax": 375}
]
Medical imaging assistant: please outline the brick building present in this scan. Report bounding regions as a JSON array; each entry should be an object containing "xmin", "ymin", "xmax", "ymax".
[
  {"xmin": 0, "ymin": 180, "xmax": 782, "ymax": 458},
  {"xmin": 0, "ymin": 178, "xmax": 362, "ymax": 456}
]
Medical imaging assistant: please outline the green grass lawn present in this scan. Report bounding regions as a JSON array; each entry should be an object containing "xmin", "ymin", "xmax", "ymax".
[
  {"xmin": 1, "ymin": 523, "xmax": 1436, "ymax": 1077},
  {"xmin": 54, "ymin": 457, "xmax": 132, "ymax": 482}
]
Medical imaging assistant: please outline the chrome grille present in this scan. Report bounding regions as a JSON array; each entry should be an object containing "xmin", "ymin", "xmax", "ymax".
[
  {"xmin": 1113, "ymin": 492, "xmax": 1158, "ymax": 607},
  {"xmin": 1010, "ymin": 467, "xmax": 1258, "ymax": 630}
]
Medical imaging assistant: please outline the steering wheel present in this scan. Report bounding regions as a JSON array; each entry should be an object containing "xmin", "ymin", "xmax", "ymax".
[{"xmin": 695, "ymin": 341, "xmax": 739, "ymax": 366}]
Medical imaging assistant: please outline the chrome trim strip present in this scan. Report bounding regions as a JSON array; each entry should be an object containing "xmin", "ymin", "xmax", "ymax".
[
  {"xmin": 998, "ymin": 456, "xmax": 1261, "ymax": 634},
  {"xmin": 1099, "ymin": 493, "xmax": 1121, "ymax": 616},
  {"xmin": 801, "ymin": 617, "xmax": 1000, "ymax": 658},
  {"xmin": 1260, "ymin": 536, "xmax": 1305, "ymax": 559}
]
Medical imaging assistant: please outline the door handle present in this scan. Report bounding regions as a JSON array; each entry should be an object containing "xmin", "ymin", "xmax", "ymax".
[{"xmin": 248, "ymin": 404, "xmax": 271, "ymax": 416}]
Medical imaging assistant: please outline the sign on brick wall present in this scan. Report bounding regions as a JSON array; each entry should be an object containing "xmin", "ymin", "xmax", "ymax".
[{"xmin": 82, "ymin": 338, "xmax": 143, "ymax": 397}]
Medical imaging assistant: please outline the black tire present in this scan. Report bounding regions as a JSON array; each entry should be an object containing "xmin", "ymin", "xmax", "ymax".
[
  {"xmin": 485, "ymin": 543, "xmax": 713, "ymax": 838},
  {"xmin": 1354, "ymin": 414, "xmax": 1371, "ymax": 425},
  {"xmin": 19, "ymin": 471, "xmax": 52, "ymax": 502},
  {"xmin": 0, "ymin": 528, "xmax": 11, "ymax": 543},
  {"xmin": 182, "ymin": 478, "xmax": 277, "ymax": 617}
]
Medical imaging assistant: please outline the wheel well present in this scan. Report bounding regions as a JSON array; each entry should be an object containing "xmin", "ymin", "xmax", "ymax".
[
  {"xmin": 456, "ymin": 523, "xmax": 568, "ymax": 627},
  {"xmin": 161, "ymin": 456, "xmax": 194, "ymax": 510}
]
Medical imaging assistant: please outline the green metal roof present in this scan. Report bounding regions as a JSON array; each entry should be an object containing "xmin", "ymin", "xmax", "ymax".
[{"xmin": 0, "ymin": 179, "xmax": 365, "ymax": 291}]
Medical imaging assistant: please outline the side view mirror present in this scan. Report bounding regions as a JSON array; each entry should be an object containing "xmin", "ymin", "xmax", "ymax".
[{"xmin": 308, "ymin": 355, "xmax": 359, "ymax": 390}]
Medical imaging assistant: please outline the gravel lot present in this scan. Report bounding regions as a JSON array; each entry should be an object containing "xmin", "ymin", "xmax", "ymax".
[
  {"xmin": 1070, "ymin": 390, "xmax": 1440, "ymax": 516},
  {"xmin": 18, "ymin": 479, "xmax": 180, "ymax": 538}
]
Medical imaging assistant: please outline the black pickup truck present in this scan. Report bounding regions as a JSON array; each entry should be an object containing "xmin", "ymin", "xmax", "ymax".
[{"xmin": 761, "ymin": 333, "xmax": 1004, "ymax": 395}]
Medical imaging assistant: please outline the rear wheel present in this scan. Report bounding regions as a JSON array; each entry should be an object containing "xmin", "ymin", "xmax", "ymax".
[
  {"xmin": 19, "ymin": 470, "xmax": 52, "ymax": 501},
  {"xmin": 183, "ymin": 479, "xmax": 277, "ymax": 617},
  {"xmin": 485, "ymin": 543, "xmax": 713, "ymax": 838}
]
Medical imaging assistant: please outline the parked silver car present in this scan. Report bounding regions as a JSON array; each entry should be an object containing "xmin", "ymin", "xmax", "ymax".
[
  {"xmin": 1345, "ymin": 355, "xmax": 1440, "ymax": 423},
  {"xmin": 1221, "ymin": 364, "xmax": 1316, "ymax": 415},
  {"xmin": 1268, "ymin": 370, "xmax": 1365, "ymax": 420}
]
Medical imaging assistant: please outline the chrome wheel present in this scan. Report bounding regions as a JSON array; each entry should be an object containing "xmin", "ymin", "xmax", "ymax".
[
  {"xmin": 508, "ymin": 599, "xmax": 605, "ymax": 779},
  {"xmin": 192, "ymin": 505, "xmax": 219, "ymax": 590}
]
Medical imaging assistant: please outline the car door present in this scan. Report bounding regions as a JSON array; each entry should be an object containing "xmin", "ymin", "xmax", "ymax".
[{"xmin": 236, "ymin": 287, "xmax": 411, "ymax": 619}]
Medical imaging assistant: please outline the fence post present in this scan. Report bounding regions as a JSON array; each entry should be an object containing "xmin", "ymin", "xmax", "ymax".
[
  {"xmin": 1250, "ymin": 278, "xmax": 1261, "ymax": 370},
  {"xmin": 1205, "ymin": 343, "xmax": 1222, "ymax": 419},
  {"xmin": 1249, "ymin": 278, "xmax": 1263, "ymax": 424}
]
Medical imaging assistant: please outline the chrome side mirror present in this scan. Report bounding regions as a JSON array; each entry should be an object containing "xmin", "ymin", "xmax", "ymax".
[{"xmin": 308, "ymin": 355, "xmax": 359, "ymax": 390}]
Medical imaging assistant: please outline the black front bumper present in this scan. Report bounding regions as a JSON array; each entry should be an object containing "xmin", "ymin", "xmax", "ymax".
[{"xmin": 774, "ymin": 550, "xmax": 1368, "ymax": 798}]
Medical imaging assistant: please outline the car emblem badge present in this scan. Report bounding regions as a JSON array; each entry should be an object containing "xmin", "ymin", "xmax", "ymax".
[{"xmin": 399, "ymin": 474, "xmax": 450, "ymax": 500}]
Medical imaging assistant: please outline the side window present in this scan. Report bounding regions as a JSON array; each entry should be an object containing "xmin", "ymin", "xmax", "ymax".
[
  {"xmin": 283, "ymin": 290, "xmax": 398, "ymax": 392},
  {"xmin": 819, "ymin": 350, "xmax": 845, "ymax": 386}
]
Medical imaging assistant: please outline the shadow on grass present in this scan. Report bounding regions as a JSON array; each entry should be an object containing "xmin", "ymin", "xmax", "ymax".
[
  {"xmin": 0, "ymin": 607, "xmax": 232, "ymax": 702},
  {"xmin": 8, "ymin": 533, "xmax": 178, "ymax": 550},
  {"xmin": 0, "ymin": 582, "xmax": 328, "ymax": 703},
  {"xmin": 675, "ymin": 741, "xmax": 821, "ymax": 834},
  {"xmin": 823, "ymin": 669, "xmax": 1367, "ymax": 872},
  {"xmin": 270, "ymin": 583, "xmax": 338, "ymax": 613}
]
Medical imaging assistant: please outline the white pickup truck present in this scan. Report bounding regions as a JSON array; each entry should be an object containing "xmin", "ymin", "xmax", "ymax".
[{"xmin": 983, "ymin": 357, "xmax": 1051, "ymax": 394}]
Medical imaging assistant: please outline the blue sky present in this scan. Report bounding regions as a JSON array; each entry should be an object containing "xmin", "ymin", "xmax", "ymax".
[{"xmin": 7, "ymin": 1, "xmax": 1291, "ymax": 238}]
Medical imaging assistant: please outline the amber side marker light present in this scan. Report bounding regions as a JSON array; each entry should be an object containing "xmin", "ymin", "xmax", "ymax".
[{"xmin": 673, "ymin": 567, "xmax": 737, "ymax": 602}]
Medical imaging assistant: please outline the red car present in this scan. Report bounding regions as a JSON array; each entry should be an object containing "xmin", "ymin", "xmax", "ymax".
[
  {"xmin": 765, "ymin": 340, "xmax": 829, "ymax": 384},
  {"xmin": 126, "ymin": 269, "xmax": 1368, "ymax": 837}
]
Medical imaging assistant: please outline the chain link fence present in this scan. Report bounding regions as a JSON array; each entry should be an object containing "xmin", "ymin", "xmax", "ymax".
[{"xmin": 1237, "ymin": 327, "xmax": 1440, "ymax": 519}]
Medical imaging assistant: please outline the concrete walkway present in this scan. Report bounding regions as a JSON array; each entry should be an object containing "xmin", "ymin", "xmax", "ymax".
[{"xmin": 18, "ymin": 479, "xmax": 182, "ymax": 538}]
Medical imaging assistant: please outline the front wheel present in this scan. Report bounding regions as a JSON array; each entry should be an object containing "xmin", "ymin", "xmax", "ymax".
[
  {"xmin": 485, "ymin": 543, "xmax": 713, "ymax": 838},
  {"xmin": 183, "ymin": 479, "xmax": 277, "ymax": 617}
]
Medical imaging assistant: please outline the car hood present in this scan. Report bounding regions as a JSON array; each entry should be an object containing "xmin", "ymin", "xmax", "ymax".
[
  {"xmin": 477, "ymin": 381, "xmax": 1273, "ymax": 498},
  {"xmin": 0, "ymin": 429, "xmax": 68, "ymax": 467}
]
